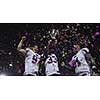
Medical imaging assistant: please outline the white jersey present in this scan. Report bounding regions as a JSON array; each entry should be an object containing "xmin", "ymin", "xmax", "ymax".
[
  {"xmin": 24, "ymin": 48, "xmax": 40, "ymax": 75},
  {"xmin": 72, "ymin": 48, "xmax": 90, "ymax": 75},
  {"xmin": 45, "ymin": 54, "xmax": 60, "ymax": 76}
]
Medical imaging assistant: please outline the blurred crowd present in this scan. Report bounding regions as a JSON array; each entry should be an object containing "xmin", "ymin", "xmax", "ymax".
[{"xmin": 0, "ymin": 23, "xmax": 100, "ymax": 76}]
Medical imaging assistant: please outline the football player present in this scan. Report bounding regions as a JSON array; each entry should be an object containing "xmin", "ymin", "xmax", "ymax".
[
  {"xmin": 69, "ymin": 42, "xmax": 96, "ymax": 76},
  {"xmin": 45, "ymin": 29, "xmax": 60, "ymax": 76},
  {"xmin": 17, "ymin": 36, "xmax": 41, "ymax": 76}
]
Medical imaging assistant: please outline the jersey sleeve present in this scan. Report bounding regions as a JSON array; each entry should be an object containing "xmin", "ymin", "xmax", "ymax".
[
  {"xmin": 26, "ymin": 48, "xmax": 30, "ymax": 52},
  {"xmin": 82, "ymin": 48, "xmax": 89, "ymax": 54},
  {"xmin": 72, "ymin": 55, "xmax": 77, "ymax": 61}
]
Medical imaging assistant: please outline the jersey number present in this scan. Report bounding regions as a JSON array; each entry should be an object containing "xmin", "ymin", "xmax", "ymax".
[
  {"xmin": 47, "ymin": 57, "xmax": 57, "ymax": 64},
  {"xmin": 32, "ymin": 55, "xmax": 38, "ymax": 64}
]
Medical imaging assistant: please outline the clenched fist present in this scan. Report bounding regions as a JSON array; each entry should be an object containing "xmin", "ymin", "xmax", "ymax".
[{"xmin": 21, "ymin": 36, "xmax": 26, "ymax": 42}]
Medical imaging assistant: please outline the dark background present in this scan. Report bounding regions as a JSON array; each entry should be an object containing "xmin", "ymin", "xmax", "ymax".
[{"xmin": 0, "ymin": 23, "xmax": 100, "ymax": 76}]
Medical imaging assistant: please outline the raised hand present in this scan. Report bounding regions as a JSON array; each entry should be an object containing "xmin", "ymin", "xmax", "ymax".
[
  {"xmin": 21, "ymin": 36, "xmax": 27, "ymax": 42},
  {"xmin": 49, "ymin": 29, "xmax": 59, "ymax": 39}
]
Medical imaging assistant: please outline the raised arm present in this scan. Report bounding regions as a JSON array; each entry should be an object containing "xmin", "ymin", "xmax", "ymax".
[{"xmin": 17, "ymin": 36, "xmax": 26, "ymax": 54}]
